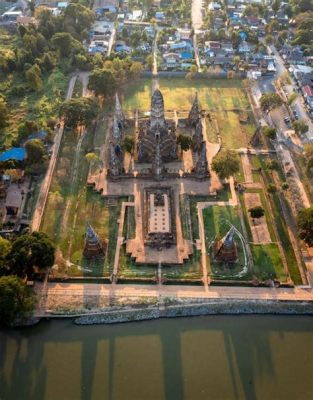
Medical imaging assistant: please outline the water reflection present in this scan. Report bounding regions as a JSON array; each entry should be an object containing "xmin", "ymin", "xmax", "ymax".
[{"xmin": 0, "ymin": 316, "xmax": 312, "ymax": 400}]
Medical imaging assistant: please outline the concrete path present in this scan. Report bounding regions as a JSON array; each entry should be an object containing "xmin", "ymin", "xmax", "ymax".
[{"xmin": 35, "ymin": 282, "xmax": 313, "ymax": 312}]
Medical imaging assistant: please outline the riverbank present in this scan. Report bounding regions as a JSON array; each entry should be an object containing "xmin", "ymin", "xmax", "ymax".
[{"xmin": 63, "ymin": 299, "xmax": 313, "ymax": 325}]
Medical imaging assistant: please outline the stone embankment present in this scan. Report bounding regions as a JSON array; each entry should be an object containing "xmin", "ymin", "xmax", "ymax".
[{"xmin": 74, "ymin": 300, "xmax": 313, "ymax": 325}]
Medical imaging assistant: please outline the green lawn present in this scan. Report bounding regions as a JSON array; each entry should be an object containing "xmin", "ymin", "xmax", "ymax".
[
  {"xmin": 162, "ymin": 249, "xmax": 203, "ymax": 281},
  {"xmin": 251, "ymin": 243, "xmax": 288, "ymax": 282}
]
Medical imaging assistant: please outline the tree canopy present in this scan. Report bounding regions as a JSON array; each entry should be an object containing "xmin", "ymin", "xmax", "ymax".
[
  {"xmin": 25, "ymin": 139, "xmax": 47, "ymax": 164},
  {"xmin": 177, "ymin": 134, "xmax": 192, "ymax": 152},
  {"xmin": 211, "ymin": 150, "xmax": 240, "ymax": 180},
  {"xmin": 260, "ymin": 93, "xmax": 283, "ymax": 112},
  {"xmin": 7, "ymin": 232, "xmax": 55, "ymax": 278},
  {"xmin": 0, "ymin": 276, "xmax": 36, "ymax": 327},
  {"xmin": 59, "ymin": 97, "xmax": 98, "ymax": 128},
  {"xmin": 297, "ymin": 207, "xmax": 313, "ymax": 246},
  {"xmin": 249, "ymin": 206, "xmax": 265, "ymax": 220}
]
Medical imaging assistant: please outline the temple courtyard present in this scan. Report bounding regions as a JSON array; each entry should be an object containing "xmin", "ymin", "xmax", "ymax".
[{"xmin": 39, "ymin": 78, "xmax": 304, "ymax": 286}]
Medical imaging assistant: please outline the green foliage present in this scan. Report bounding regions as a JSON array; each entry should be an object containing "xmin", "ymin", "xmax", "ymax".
[
  {"xmin": 297, "ymin": 207, "xmax": 313, "ymax": 246},
  {"xmin": 267, "ymin": 159, "xmax": 279, "ymax": 170},
  {"xmin": 0, "ymin": 276, "xmax": 36, "ymax": 327},
  {"xmin": 177, "ymin": 134, "xmax": 192, "ymax": 151},
  {"xmin": 7, "ymin": 231, "xmax": 55, "ymax": 278},
  {"xmin": 122, "ymin": 135, "xmax": 135, "ymax": 154},
  {"xmin": 25, "ymin": 63, "xmax": 43, "ymax": 91},
  {"xmin": 267, "ymin": 183, "xmax": 277, "ymax": 193},
  {"xmin": 248, "ymin": 206, "xmax": 265, "ymax": 219},
  {"xmin": 263, "ymin": 126, "xmax": 276, "ymax": 139},
  {"xmin": 292, "ymin": 120, "xmax": 309, "ymax": 135},
  {"xmin": 282, "ymin": 182, "xmax": 289, "ymax": 190},
  {"xmin": 0, "ymin": 96, "xmax": 9, "ymax": 129},
  {"xmin": 25, "ymin": 139, "xmax": 46, "ymax": 164},
  {"xmin": 287, "ymin": 92, "xmax": 297, "ymax": 105},
  {"xmin": 59, "ymin": 97, "xmax": 98, "ymax": 128},
  {"xmin": 260, "ymin": 93, "xmax": 283, "ymax": 112},
  {"xmin": 51, "ymin": 32, "xmax": 74, "ymax": 57},
  {"xmin": 0, "ymin": 237, "xmax": 11, "ymax": 275},
  {"xmin": 88, "ymin": 59, "xmax": 142, "ymax": 97},
  {"xmin": 211, "ymin": 149, "xmax": 240, "ymax": 180}
]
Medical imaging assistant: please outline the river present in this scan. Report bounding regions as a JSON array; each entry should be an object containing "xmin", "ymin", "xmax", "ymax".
[{"xmin": 0, "ymin": 316, "xmax": 312, "ymax": 400}]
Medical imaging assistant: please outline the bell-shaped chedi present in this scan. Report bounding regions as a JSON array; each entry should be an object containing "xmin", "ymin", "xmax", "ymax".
[
  {"xmin": 83, "ymin": 223, "xmax": 106, "ymax": 258},
  {"xmin": 213, "ymin": 226, "xmax": 237, "ymax": 263}
]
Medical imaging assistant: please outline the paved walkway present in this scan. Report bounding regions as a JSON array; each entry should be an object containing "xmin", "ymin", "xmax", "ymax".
[{"xmin": 35, "ymin": 282, "xmax": 313, "ymax": 315}]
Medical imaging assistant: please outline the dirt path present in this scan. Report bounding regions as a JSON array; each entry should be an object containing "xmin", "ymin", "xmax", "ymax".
[{"xmin": 31, "ymin": 75, "xmax": 77, "ymax": 231}]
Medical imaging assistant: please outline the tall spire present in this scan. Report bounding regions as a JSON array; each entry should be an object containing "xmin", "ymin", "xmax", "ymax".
[
  {"xmin": 192, "ymin": 119, "xmax": 204, "ymax": 153},
  {"xmin": 150, "ymin": 88, "xmax": 166, "ymax": 132},
  {"xmin": 112, "ymin": 115, "xmax": 122, "ymax": 143},
  {"xmin": 108, "ymin": 142, "xmax": 123, "ymax": 177},
  {"xmin": 115, "ymin": 93, "xmax": 125, "ymax": 127},
  {"xmin": 83, "ymin": 223, "xmax": 106, "ymax": 258},
  {"xmin": 194, "ymin": 142, "xmax": 209, "ymax": 178},
  {"xmin": 152, "ymin": 137, "xmax": 164, "ymax": 180},
  {"xmin": 189, "ymin": 92, "xmax": 201, "ymax": 127}
]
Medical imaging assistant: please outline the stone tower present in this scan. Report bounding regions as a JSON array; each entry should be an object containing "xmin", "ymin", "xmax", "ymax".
[
  {"xmin": 192, "ymin": 120, "xmax": 204, "ymax": 153},
  {"xmin": 194, "ymin": 142, "xmax": 209, "ymax": 179},
  {"xmin": 151, "ymin": 137, "xmax": 165, "ymax": 180},
  {"xmin": 108, "ymin": 142, "xmax": 123, "ymax": 178},
  {"xmin": 137, "ymin": 89, "xmax": 177, "ymax": 163},
  {"xmin": 83, "ymin": 223, "xmax": 106, "ymax": 258},
  {"xmin": 115, "ymin": 93, "xmax": 125, "ymax": 128},
  {"xmin": 189, "ymin": 93, "xmax": 201, "ymax": 127}
]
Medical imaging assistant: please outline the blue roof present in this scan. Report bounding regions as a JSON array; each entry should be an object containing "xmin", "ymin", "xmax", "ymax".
[
  {"xmin": 170, "ymin": 41, "xmax": 192, "ymax": 51},
  {"xmin": 0, "ymin": 147, "xmax": 26, "ymax": 162},
  {"xmin": 180, "ymin": 51, "xmax": 193, "ymax": 59}
]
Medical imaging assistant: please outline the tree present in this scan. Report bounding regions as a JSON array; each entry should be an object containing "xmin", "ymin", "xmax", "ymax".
[
  {"xmin": 0, "ymin": 97, "xmax": 9, "ymax": 129},
  {"xmin": 267, "ymin": 184, "xmax": 277, "ymax": 193},
  {"xmin": 267, "ymin": 159, "xmax": 279, "ymax": 170},
  {"xmin": 59, "ymin": 97, "xmax": 98, "ymax": 128},
  {"xmin": 88, "ymin": 68, "xmax": 116, "ymax": 97},
  {"xmin": 25, "ymin": 64, "xmax": 43, "ymax": 91},
  {"xmin": 263, "ymin": 126, "xmax": 276, "ymax": 139},
  {"xmin": 7, "ymin": 232, "xmax": 55, "ymax": 278},
  {"xmin": 304, "ymin": 143, "xmax": 313, "ymax": 159},
  {"xmin": 51, "ymin": 32, "xmax": 73, "ymax": 57},
  {"xmin": 297, "ymin": 207, "xmax": 313, "ymax": 246},
  {"xmin": 287, "ymin": 92, "xmax": 297, "ymax": 105},
  {"xmin": 177, "ymin": 134, "xmax": 192, "ymax": 152},
  {"xmin": 272, "ymin": 0, "xmax": 281, "ymax": 14},
  {"xmin": 122, "ymin": 136, "xmax": 135, "ymax": 154},
  {"xmin": 211, "ymin": 150, "xmax": 240, "ymax": 180},
  {"xmin": 0, "ymin": 237, "xmax": 11, "ymax": 275},
  {"xmin": 248, "ymin": 206, "xmax": 265, "ymax": 222},
  {"xmin": 292, "ymin": 120, "xmax": 309, "ymax": 135},
  {"xmin": 25, "ymin": 139, "xmax": 46, "ymax": 164},
  {"xmin": 282, "ymin": 182, "xmax": 289, "ymax": 190},
  {"xmin": 260, "ymin": 93, "xmax": 283, "ymax": 112},
  {"xmin": 0, "ymin": 276, "xmax": 36, "ymax": 327}
]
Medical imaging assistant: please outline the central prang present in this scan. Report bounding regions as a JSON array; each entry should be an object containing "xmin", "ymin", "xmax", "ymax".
[{"xmin": 137, "ymin": 89, "xmax": 177, "ymax": 163}]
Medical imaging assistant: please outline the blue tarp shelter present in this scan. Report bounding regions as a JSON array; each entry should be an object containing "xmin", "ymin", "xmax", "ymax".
[{"xmin": 0, "ymin": 148, "xmax": 26, "ymax": 162}]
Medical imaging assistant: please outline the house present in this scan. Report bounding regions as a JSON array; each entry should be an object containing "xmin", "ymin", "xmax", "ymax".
[
  {"xmin": 180, "ymin": 51, "xmax": 193, "ymax": 61},
  {"xmin": 16, "ymin": 16, "xmax": 36, "ymax": 26},
  {"xmin": 5, "ymin": 184, "xmax": 23, "ymax": 218},
  {"xmin": 302, "ymin": 85, "xmax": 313, "ymax": 109},
  {"xmin": 205, "ymin": 41, "xmax": 221, "ymax": 51},
  {"xmin": 208, "ymin": 2, "xmax": 221, "ymax": 11},
  {"xmin": 176, "ymin": 28, "xmax": 192, "ymax": 40},
  {"xmin": 155, "ymin": 11, "xmax": 165, "ymax": 21},
  {"xmin": 221, "ymin": 41, "xmax": 234, "ymax": 54},
  {"xmin": 238, "ymin": 41, "xmax": 253, "ymax": 53}
]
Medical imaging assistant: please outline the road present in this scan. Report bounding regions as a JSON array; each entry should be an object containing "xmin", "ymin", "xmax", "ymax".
[
  {"xmin": 191, "ymin": 0, "xmax": 202, "ymax": 72},
  {"xmin": 270, "ymin": 45, "xmax": 313, "ymax": 140}
]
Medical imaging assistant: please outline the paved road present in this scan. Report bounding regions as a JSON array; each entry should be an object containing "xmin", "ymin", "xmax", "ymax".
[
  {"xmin": 270, "ymin": 45, "xmax": 313, "ymax": 140},
  {"xmin": 191, "ymin": 0, "xmax": 202, "ymax": 71}
]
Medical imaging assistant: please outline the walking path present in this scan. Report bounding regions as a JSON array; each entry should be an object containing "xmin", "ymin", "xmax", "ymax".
[
  {"xmin": 31, "ymin": 75, "xmax": 77, "ymax": 231},
  {"xmin": 191, "ymin": 0, "xmax": 202, "ymax": 72},
  {"xmin": 35, "ymin": 281, "xmax": 313, "ymax": 316}
]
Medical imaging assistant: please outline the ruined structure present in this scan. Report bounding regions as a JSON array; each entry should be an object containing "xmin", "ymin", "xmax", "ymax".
[
  {"xmin": 83, "ymin": 223, "xmax": 106, "ymax": 258},
  {"xmin": 193, "ymin": 142, "xmax": 209, "ymax": 179},
  {"xmin": 143, "ymin": 187, "xmax": 176, "ymax": 250},
  {"xmin": 189, "ymin": 93, "xmax": 201, "ymax": 127},
  {"xmin": 137, "ymin": 89, "xmax": 177, "ymax": 163},
  {"xmin": 213, "ymin": 226, "xmax": 237, "ymax": 263},
  {"xmin": 192, "ymin": 120, "xmax": 204, "ymax": 153}
]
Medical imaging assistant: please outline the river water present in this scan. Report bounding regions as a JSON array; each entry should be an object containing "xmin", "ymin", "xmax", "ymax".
[{"xmin": 0, "ymin": 316, "xmax": 312, "ymax": 400}]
